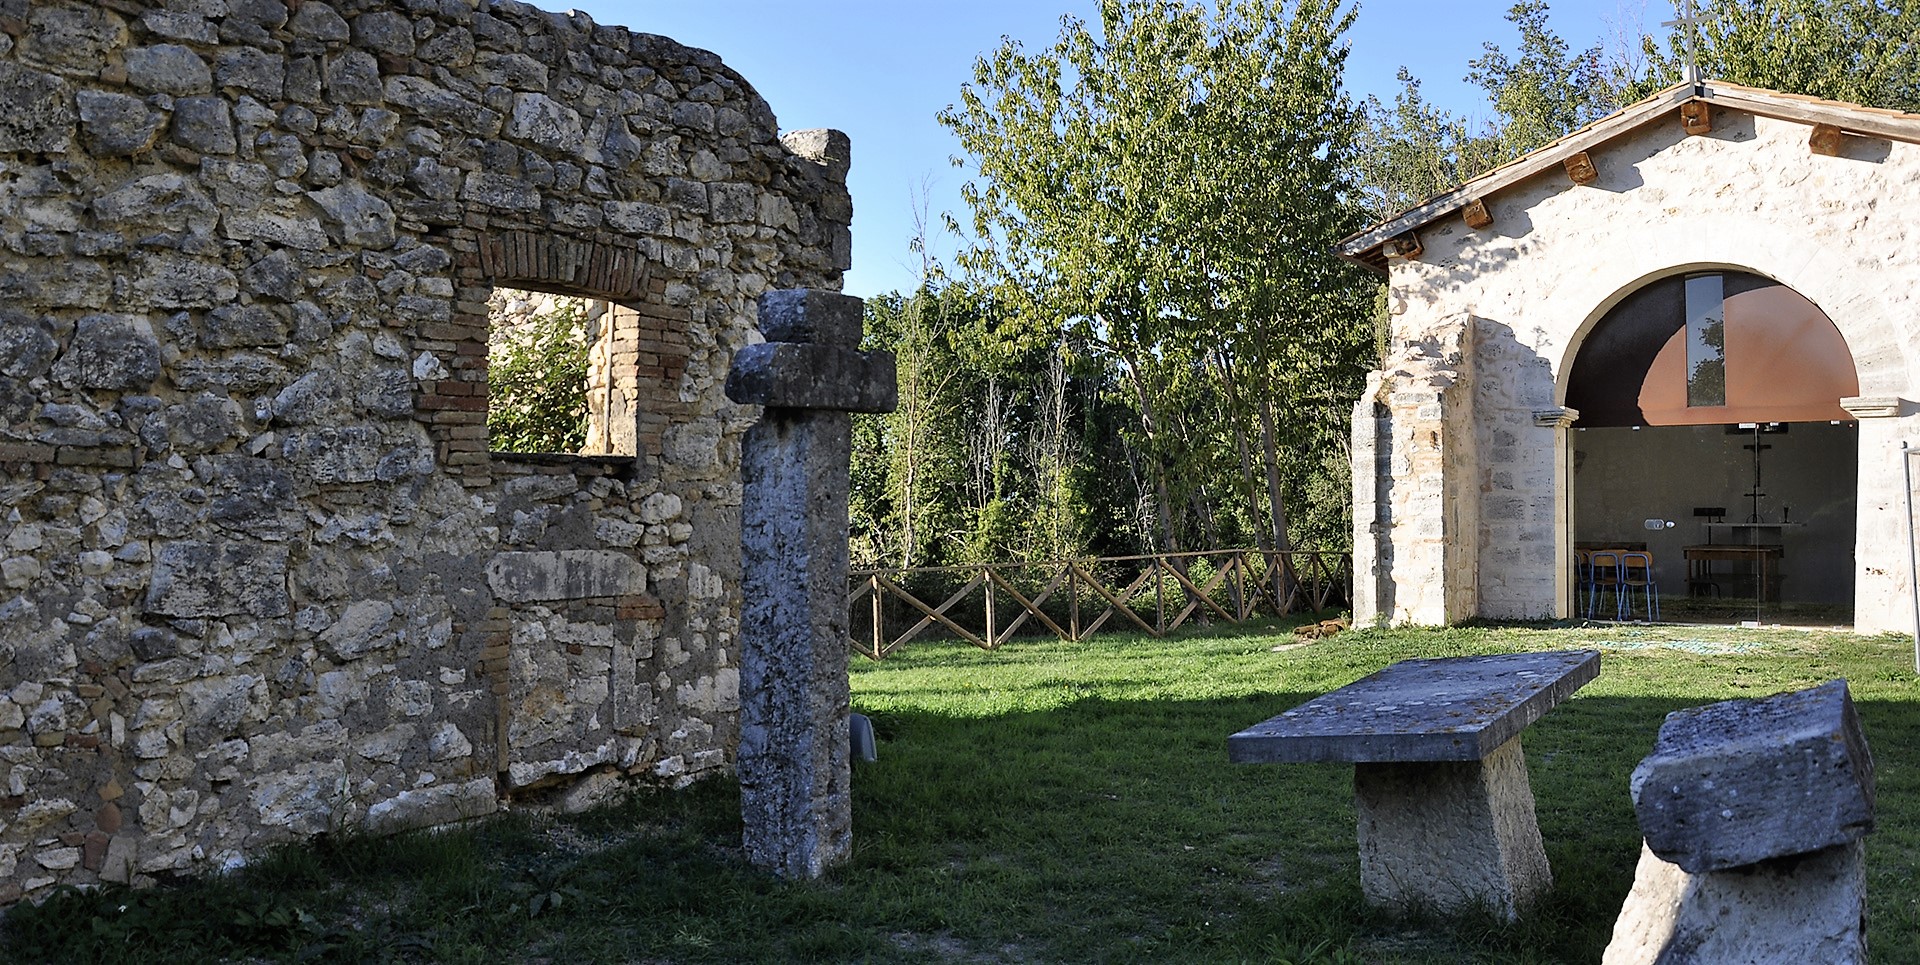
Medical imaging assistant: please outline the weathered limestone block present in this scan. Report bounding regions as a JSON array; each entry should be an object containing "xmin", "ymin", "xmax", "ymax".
[
  {"xmin": 0, "ymin": 62, "xmax": 75, "ymax": 153},
  {"xmin": 75, "ymin": 90, "xmax": 164, "ymax": 157},
  {"xmin": 1355, "ymin": 738, "xmax": 1552, "ymax": 917},
  {"xmin": 1631, "ymin": 679, "xmax": 1873, "ymax": 872},
  {"xmin": 365, "ymin": 779, "xmax": 498, "ymax": 835},
  {"xmin": 725, "ymin": 343, "xmax": 897, "ymax": 413},
  {"xmin": 1604, "ymin": 840, "xmax": 1866, "ymax": 965},
  {"xmin": 288, "ymin": 3, "xmax": 351, "ymax": 44},
  {"xmin": 507, "ymin": 93, "xmax": 585, "ymax": 153},
  {"xmin": 1605, "ymin": 681, "xmax": 1875, "ymax": 964},
  {"xmin": 486, "ymin": 550, "xmax": 645, "ymax": 603},
  {"xmin": 308, "ymin": 183, "xmax": 398, "ymax": 250},
  {"xmin": 145, "ymin": 541, "xmax": 290, "ymax": 618},
  {"xmin": 51, "ymin": 315, "xmax": 160, "ymax": 391},
  {"xmin": 21, "ymin": 2, "xmax": 127, "ymax": 77},
  {"xmin": 317, "ymin": 599, "xmax": 396, "ymax": 661},
  {"xmin": 170, "ymin": 97, "xmax": 238, "ymax": 155}
]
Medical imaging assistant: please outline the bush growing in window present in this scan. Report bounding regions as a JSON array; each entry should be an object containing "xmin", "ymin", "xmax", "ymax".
[{"xmin": 487, "ymin": 295, "xmax": 590, "ymax": 453}]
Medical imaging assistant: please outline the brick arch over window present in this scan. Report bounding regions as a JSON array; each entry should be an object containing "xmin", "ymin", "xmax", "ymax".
[{"xmin": 426, "ymin": 229, "xmax": 693, "ymax": 485}]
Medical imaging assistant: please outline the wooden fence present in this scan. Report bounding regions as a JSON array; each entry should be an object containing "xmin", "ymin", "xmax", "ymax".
[{"xmin": 848, "ymin": 548, "xmax": 1350, "ymax": 660}]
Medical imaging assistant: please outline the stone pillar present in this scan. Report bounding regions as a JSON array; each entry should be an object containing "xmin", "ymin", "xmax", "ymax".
[
  {"xmin": 726, "ymin": 289, "xmax": 896, "ymax": 879},
  {"xmin": 1350, "ymin": 375, "xmax": 1392, "ymax": 624},
  {"xmin": 1354, "ymin": 736, "xmax": 1552, "ymax": 919},
  {"xmin": 1841, "ymin": 395, "xmax": 1912, "ymax": 634},
  {"xmin": 1604, "ymin": 680, "xmax": 1875, "ymax": 963},
  {"xmin": 1349, "ymin": 314, "xmax": 1478, "ymax": 625},
  {"xmin": 1532, "ymin": 407, "xmax": 1579, "ymax": 619}
]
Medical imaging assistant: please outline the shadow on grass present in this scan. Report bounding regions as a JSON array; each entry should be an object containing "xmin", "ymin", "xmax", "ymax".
[
  {"xmin": 846, "ymin": 686, "xmax": 1920, "ymax": 963},
  {"xmin": 4, "ymin": 684, "xmax": 1918, "ymax": 963}
]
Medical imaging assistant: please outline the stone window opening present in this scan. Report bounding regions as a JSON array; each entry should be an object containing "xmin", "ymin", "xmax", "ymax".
[
  {"xmin": 485, "ymin": 286, "xmax": 615, "ymax": 457},
  {"xmin": 429, "ymin": 230, "xmax": 693, "ymax": 486}
]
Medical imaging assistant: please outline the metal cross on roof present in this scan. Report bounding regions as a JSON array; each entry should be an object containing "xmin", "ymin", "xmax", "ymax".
[{"xmin": 1662, "ymin": 0, "xmax": 1706, "ymax": 85}]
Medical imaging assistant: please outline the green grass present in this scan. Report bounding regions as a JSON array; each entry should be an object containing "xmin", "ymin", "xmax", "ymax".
[{"xmin": 5, "ymin": 620, "xmax": 1919, "ymax": 962}]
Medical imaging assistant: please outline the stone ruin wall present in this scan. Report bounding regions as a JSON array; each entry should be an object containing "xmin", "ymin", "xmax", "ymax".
[{"xmin": 0, "ymin": 0, "xmax": 852, "ymax": 903}]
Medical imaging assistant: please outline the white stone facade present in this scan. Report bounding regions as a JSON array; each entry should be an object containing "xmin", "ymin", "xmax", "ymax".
[{"xmin": 1351, "ymin": 86, "xmax": 1920, "ymax": 631}]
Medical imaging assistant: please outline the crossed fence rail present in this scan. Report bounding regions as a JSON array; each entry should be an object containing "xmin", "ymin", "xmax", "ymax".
[{"xmin": 848, "ymin": 548, "xmax": 1351, "ymax": 660}]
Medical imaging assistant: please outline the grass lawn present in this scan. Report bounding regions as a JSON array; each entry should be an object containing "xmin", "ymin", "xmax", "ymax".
[{"xmin": 5, "ymin": 620, "xmax": 1919, "ymax": 963}]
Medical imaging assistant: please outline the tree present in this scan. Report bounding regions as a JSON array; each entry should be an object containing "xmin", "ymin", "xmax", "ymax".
[
  {"xmin": 940, "ymin": 0, "xmax": 1376, "ymax": 570},
  {"xmin": 851, "ymin": 285, "xmax": 1114, "ymax": 569},
  {"xmin": 1621, "ymin": 0, "xmax": 1920, "ymax": 110},
  {"xmin": 486, "ymin": 298, "xmax": 589, "ymax": 453},
  {"xmin": 1466, "ymin": 1, "xmax": 1614, "ymax": 162},
  {"xmin": 1356, "ymin": 2, "xmax": 1612, "ymax": 221},
  {"xmin": 1356, "ymin": 70, "xmax": 1503, "ymax": 221}
]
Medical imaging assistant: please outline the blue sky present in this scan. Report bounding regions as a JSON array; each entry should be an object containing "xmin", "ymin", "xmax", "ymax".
[{"xmin": 559, "ymin": 1, "xmax": 1677, "ymax": 297}]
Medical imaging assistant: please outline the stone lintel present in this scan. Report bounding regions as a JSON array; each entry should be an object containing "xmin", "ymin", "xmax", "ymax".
[
  {"xmin": 485, "ymin": 550, "xmax": 645, "ymax": 603},
  {"xmin": 1838, "ymin": 395, "xmax": 1904, "ymax": 418},
  {"xmin": 1630, "ymin": 680, "xmax": 1874, "ymax": 873},
  {"xmin": 725, "ymin": 342, "xmax": 898, "ymax": 413},
  {"xmin": 756, "ymin": 288, "xmax": 863, "ymax": 347},
  {"xmin": 1533, "ymin": 406, "xmax": 1580, "ymax": 429},
  {"xmin": 1228, "ymin": 650, "xmax": 1599, "ymax": 764}
]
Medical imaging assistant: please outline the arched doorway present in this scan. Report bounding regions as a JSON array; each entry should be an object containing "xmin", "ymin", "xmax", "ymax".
[{"xmin": 1564, "ymin": 270, "xmax": 1860, "ymax": 623}]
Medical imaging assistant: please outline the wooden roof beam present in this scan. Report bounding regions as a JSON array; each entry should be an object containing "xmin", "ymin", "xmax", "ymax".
[
  {"xmin": 1563, "ymin": 152, "xmax": 1598, "ymax": 185},
  {"xmin": 1382, "ymin": 232, "xmax": 1423, "ymax": 261},
  {"xmin": 1462, "ymin": 198, "xmax": 1493, "ymax": 229},
  {"xmin": 1809, "ymin": 123, "xmax": 1849, "ymax": 156},
  {"xmin": 1681, "ymin": 101, "xmax": 1713, "ymax": 135}
]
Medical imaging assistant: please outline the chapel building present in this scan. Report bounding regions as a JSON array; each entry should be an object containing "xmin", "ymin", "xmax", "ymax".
[{"xmin": 1345, "ymin": 80, "xmax": 1920, "ymax": 631}]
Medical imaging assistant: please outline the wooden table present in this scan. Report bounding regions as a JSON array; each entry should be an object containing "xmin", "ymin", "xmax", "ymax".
[
  {"xmin": 1683, "ymin": 544, "xmax": 1783, "ymax": 601},
  {"xmin": 1228, "ymin": 650, "xmax": 1600, "ymax": 918}
]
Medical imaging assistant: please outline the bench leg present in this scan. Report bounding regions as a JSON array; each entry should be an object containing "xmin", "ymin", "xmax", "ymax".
[{"xmin": 1353, "ymin": 736, "xmax": 1552, "ymax": 919}]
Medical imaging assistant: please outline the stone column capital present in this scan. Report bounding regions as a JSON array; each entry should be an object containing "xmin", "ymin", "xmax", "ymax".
[
  {"xmin": 1532, "ymin": 407, "xmax": 1579, "ymax": 429},
  {"xmin": 1840, "ymin": 395, "xmax": 1906, "ymax": 419},
  {"xmin": 725, "ymin": 343, "xmax": 897, "ymax": 413}
]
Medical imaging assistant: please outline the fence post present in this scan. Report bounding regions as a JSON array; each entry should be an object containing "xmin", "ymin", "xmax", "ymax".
[
  {"xmin": 984, "ymin": 565, "xmax": 996, "ymax": 648},
  {"xmin": 1155, "ymin": 557, "xmax": 1165, "ymax": 635},
  {"xmin": 870, "ymin": 574, "xmax": 883, "ymax": 657},
  {"xmin": 1070, "ymin": 564, "xmax": 1080, "ymax": 642}
]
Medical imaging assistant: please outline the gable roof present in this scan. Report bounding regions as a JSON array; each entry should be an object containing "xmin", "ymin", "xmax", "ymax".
[{"xmin": 1339, "ymin": 80, "xmax": 1920, "ymax": 272}]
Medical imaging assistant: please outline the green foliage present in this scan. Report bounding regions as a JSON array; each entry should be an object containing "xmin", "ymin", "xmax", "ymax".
[
  {"xmin": 852, "ymin": 285, "xmax": 1123, "ymax": 568},
  {"xmin": 940, "ymin": 0, "xmax": 1375, "ymax": 563},
  {"xmin": 487, "ymin": 298, "xmax": 590, "ymax": 454},
  {"xmin": 1623, "ymin": 0, "xmax": 1920, "ymax": 110},
  {"xmin": 1356, "ymin": 2, "xmax": 1605, "ymax": 221},
  {"xmin": 1356, "ymin": 70, "xmax": 1505, "ymax": 221},
  {"xmin": 1465, "ymin": 0, "xmax": 1613, "ymax": 161}
]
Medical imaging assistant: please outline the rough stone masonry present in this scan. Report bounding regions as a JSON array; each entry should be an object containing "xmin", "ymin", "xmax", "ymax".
[{"xmin": 0, "ymin": 0, "xmax": 851, "ymax": 903}]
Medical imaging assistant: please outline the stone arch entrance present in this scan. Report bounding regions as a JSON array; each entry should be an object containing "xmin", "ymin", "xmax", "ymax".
[{"xmin": 1562, "ymin": 269, "xmax": 1862, "ymax": 621}]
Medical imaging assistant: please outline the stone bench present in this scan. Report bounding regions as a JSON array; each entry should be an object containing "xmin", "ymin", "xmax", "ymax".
[
  {"xmin": 1228, "ymin": 649, "xmax": 1600, "ymax": 918},
  {"xmin": 1604, "ymin": 679, "xmax": 1874, "ymax": 963}
]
